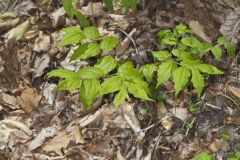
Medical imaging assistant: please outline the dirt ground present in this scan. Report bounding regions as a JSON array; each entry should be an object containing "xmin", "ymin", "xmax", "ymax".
[{"xmin": 0, "ymin": 0, "xmax": 239, "ymax": 159}]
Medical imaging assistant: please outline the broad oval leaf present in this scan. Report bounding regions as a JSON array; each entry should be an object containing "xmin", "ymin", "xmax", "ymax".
[
  {"xmin": 113, "ymin": 86, "xmax": 127, "ymax": 107},
  {"xmin": 172, "ymin": 66, "xmax": 191, "ymax": 95},
  {"xmin": 152, "ymin": 50, "xmax": 172, "ymax": 61},
  {"xmin": 195, "ymin": 64, "xmax": 224, "ymax": 74},
  {"xmin": 118, "ymin": 62, "xmax": 142, "ymax": 81},
  {"xmin": 57, "ymin": 27, "xmax": 84, "ymax": 47},
  {"xmin": 157, "ymin": 30, "xmax": 171, "ymax": 40},
  {"xmin": 75, "ymin": 10, "xmax": 90, "ymax": 27},
  {"xmin": 191, "ymin": 67, "xmax": 204, "ymax": 97},
  {"xmin": 71, "ymin": 43, "xmax": 100, "ymax": 60},
  {"xmin": 181, "ymin": 37, "xmax": 201, "ymax": 48},
  {"xmin": 80, "ymin": 79, "xmax": 100, "ymax": 109},
  {"xmin": 100, "ymin": 36, "xmax": 119, "ymax": 51},
  {"xmin": 172, "ymin": 49, "xmax": 192, "ymax": 60},
  {"xmin": 157, "ymin": 61, "xmax": 177, "ymax": 86},
  {"xmin": 77, "ymin": 67, "xmax": 104, "ymax": 79},
  {"xmin": 47, "ymin": 69, "xmax": 81, "ymax": 79},
  {"xmin": 162, "ymin": 36, "xmax": 178, "ymax": 45},
  {"xmin": 101, "ymin": 76, "xmax": 123, "ymax": 95},
  {"xmin": 125, "ymin": 79, "xmax": 152, "ymax": 101},
  {"xmin": 83, "ymin": 26, "xmax": 100, "ymax": 40},
  {"xmin": 210, "ymin": 46, "xmax": 222, "ymax": 60},
  {"xmin": 140, "ymin": 64, "xmax": 157, "ymax": 83},
  {"xmin": 180, "ymin": 59, "xmax": 202, "ymax": 69},
  {"xmin": 56, "ymin": 79, "xmax": 82, "ymax": 91},
  {"xmin": 94, "ymin": 56, "xmax": 117, "ymax": 74},
  {"xmin": 62, "ymin": 0, "xmax": 74, "ymax": 18}
]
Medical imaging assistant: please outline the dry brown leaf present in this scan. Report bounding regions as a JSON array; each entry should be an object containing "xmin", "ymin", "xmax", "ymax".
[
  {"xmin": 29, "ymin": 127, "xmax": 57, "ymax": 151},
  {"xmin": 72, "ymin": 126, "xmax": 85, "ymax": 144},
  {"xmin": 189, "ymin": 20, "xmax": 212, "ymax": 43},
  {"xmin": 33, "ymin": 33, "xmax": 50, "ymax": 52},
  {"xmin": 227, "ymin": 85, "xmax": 240, "ymax": 101},
  {"xmin": 0, "ymin": 93, "xmax": 19, "ymax": 109},
  {"xmin": 42, "ymin": 131, "xmax": 71, "ymax": 155},
  {"xmin": 81, "ymin": 2, "xmax": 105, "ymax": 16},
  {"xmin": 17, "ymin": 87, "xmax": 42, "ymax": 113}
]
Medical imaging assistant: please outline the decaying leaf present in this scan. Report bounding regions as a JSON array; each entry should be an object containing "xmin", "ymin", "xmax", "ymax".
[
  {"xmin": 17, "ymin": 87, "xmax": 42, "ymax": 113},
  {"xmin": 0, "ymin": 93, "xmax": 19, "ymax": 109},
  {"xmin": 220, "ymin": 8, "xmax": 240, "ymax": 45},
  {"xmin": 226, "ymin": 85, "xmax": 240, "ymax": 102},
  {"xmin": 189, "ymin": 20, "xmax": 212, "ymax": 43},
  {"xmin": 81, "ymin": 2, "xmax": 105, "ymax": 16},
  {"xmin": 4, "ymin": 19, "xmax": 31, "ymax": 42},
  {"xmin": 33, "ymin": 54, "xmax": 50, "ymax": 78},
  {"xmin": 33, "ymin": 33, "xmax": 50, "ymax": 52},
  {"xmin": 121, "ymin": 102, "xmax": 142, "ymax": 133},
  {"xmin": 29, "ymin": 127, "xmax": 57, "ymax": 151},
  {"xmin": 42, "ymin": 131, "xmax": 71, "ymax": 155}
]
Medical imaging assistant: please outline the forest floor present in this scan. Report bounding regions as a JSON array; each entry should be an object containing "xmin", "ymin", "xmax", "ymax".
[{"xmin": 0, "ymin": 0, "xmax": 239, "ymax": 159}]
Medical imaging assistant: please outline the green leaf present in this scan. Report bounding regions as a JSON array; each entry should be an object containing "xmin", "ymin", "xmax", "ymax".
[
  {"xmin": 77, "ymin": 67, "xmax": 104, "ymax": 79},
  {"xmin": 211, "ymin": 46, "xmax": 222, "ymax": 60},
  {"xmin": 217, "ymin": 37, "xmax": 235, "ymax": 56},
  {"xmin": 100, "ymin": 36, "xmax": 119, "ymax": 51},
  {"xmin": 117, "ymin": 62, "xmax": 142, "ymax": 81},
  {"xmin": 191, "ymin": 152, "xmax": 214, "ymax": 160},
  {"xmin": 114, "ymin": 86, "xmax": 127, "ymax": 107},
  {"xmin": 71, "ymin": 43, "xmax": 100, "ymax": 60},
  {"xmin": 101, "ymin": 76, "xmax": 123, "ymax": 95},
  {"xmin": 62, "ymin": 0, "xmax": 74, "ymax": 18},
  {"xmin": 181, "ymin": 37, "xmax": 201, "ymax": 48},
  {"xmin": 129, "ymin": 0, "xmax": 137, "ymax": 12},
  {"xmin": 152, "ymin": 50, "xmax": 172, "ymax": 61},
  {"xmin": 125, "ymin": 79, "xmax": 152, "ymax": 101},
  {"xmin": 172, "ymin": 49, "xmax": 192, "ymax": 60},
  {"xmin": 56, "ymin": 79, "xmax": 82, "ymax": 91},
  {"xmin": 80, "ymin": 79, "xmax": 100, "ymax": 109},
  {"xmin": 47, "ymin": 69, "xmax": 81, "ymax": 79},
  {"xmin": 191, "ymin": 67, "xmax": 204, "ymax": 97},
  {"xmin": 157, "ymin": 30, "xmax": 171, "ymax": 40},
  {"xmin": 57, "ymin": 27, "xmax": 84, "ymax": 47},
  {"xmin": 103, "ymin": 0, "xmax": 114, "ymax": 12},
  {"xmin": 94, "ymin": 56, "xmax": 117, "ymax": 74},
  {"xmin": 174, "ymin": 24, "xmax": 192, "ymax": 36},
  {"xmin": 157, "ymin": 61, "xmax": 177, "ymax": 86},
  {"xmin": 75, "ymin": 10, "xmax": 90, "ymax": 27},
  {"xmin": 195, "ymin": 64, "xmax": 224, "ymax": 74},
  {"xmin": 227, "ymin": 152, "xmax": 240, "ymax": 160},
  {"xmin": 140, "ymin": 64, "xmax": 157, "ymax": 83},
  {"xmin": 83, "ymin": 26, "xmax": 100, "ymax": 40},
  {"xmin": 180, "ymin": 59, "xmax": 202, "ymax": 69},
  {"xmin": 162, "ymin": 36, "xmax": 178, "ymax": 45},
  {"xmin": 172, "ymin": 66, "xmax": 191, "ymax": 95},
  {"xmin": 8, "ymin": 19, "xmax": 31, "ymax": 41}
]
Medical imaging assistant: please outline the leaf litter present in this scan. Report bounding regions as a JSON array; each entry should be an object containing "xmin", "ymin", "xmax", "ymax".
[{"xmin": 0, "ymin": 0, "xmax": 239, "ymax": 159}]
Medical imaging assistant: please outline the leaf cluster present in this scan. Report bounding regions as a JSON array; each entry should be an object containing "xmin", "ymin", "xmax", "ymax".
[
  {"xmin": 58, "ymin": 26, "xmax": 118, "ymax": 60},
  {"xmin": 48, "ymin": 57, "xmax": 152, "ymax": 109},
  {"xmin": 152, "ymin": 24, "xmax": 235, "ymax": 97}
]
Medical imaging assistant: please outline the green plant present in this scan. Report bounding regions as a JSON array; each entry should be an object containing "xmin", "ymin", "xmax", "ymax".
[
  {"xmin": 48, "ymin": 3, "xmax": 235, "ymax": 110},
  {"xmin": 227, "ymin": 152, "xmax": 240, "ymax": 160},
  {"xmin": 103, "ymin": 0, "xmax": 137, "ymax": 13},
  {"xmin": 152, "ymin": 24, "xmax": 235, "ymax": 97},
  {"xmin": 191, "ymin": 152, "xmax": 214, "ymax": 160},
  {"xmin": 48, "ymin": 57, "xmax": 152, "ymax": 109},
  {"xmin": 57, "ymin": 26, "xmax": 118, "ymax": 60}
]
